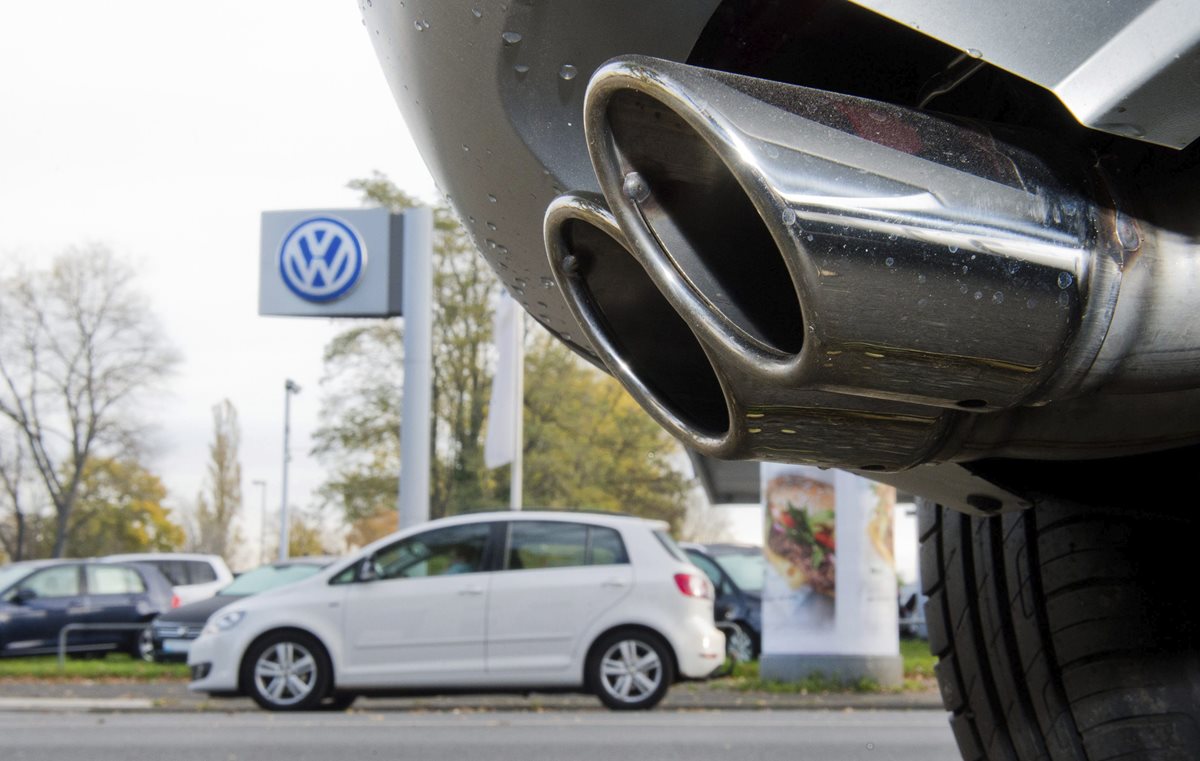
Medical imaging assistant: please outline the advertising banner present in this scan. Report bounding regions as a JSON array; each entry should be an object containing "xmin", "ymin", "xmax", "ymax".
[{"xmin": 761, "ymin": 464, "xmax": 898, "ymax": 658}]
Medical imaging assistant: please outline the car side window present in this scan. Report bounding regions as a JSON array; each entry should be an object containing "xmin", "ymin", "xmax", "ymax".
[
  {"xmin": 87, "ymin": 565, "xmax": 146, "ymax": 595},
  {"xmin": 20, "ymin": 566, "xmax": 81, "ymax": 598},
  {"xmin": 507, "ymin": 522, "xmax": 588, "ymax": 570},
  {"xmin": 503, "ymin": 522, "xmax": 630, "ymax": 570},
  {"xmin": 151, "ymin": 561, "xmax": 186, "ymax": 586},
  {"xmin": 372, "ymin": 523, "xmax": 491, "ymax": 580},
  {"xmin": 587, "ymin": 527, "xmax": 629, "ymax": 566},
  {"xmin": 686, "ymin": 552, "xmax": 730, "ymax": 595},
  {"xmin": 186, "ymin": 561, "xmax": 218, "ymax": 584}
]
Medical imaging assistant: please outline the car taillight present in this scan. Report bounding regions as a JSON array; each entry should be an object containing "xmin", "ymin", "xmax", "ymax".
[
  {"xmin": 171, "ymin": 594, "xmax": 181, "ymax": 608},
  {"xmin": 674, "ymin": 573, "xmax": 712, "ymax": 599}
]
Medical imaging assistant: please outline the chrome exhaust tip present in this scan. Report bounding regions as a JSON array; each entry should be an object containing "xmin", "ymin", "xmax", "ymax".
[
  {"xmin": 544, "ymin": 193, "xmax": 733, "ymax": 451},
  {"xmin": 583, "ymin": 55, "xmax": 1121, "ymax": 414}
]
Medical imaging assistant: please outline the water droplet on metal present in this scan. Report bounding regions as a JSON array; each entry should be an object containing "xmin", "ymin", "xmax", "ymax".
[
  {"xmin": 781, "ymin": 208, "xmax": 796, "ymax": 225},
  {"xmin": 471, "ymin": 7, "xmax": 482, "ymax": 18},
  {"xmin": 992, "ymin": 291, "xmax": 1004, "ymax": 304},
  {"xmin": 514, "ymin": 278, "xmax": 527, "ymax": 288},
  {"xmin": 974, "ymin": 291, "xmax": 983, "ymax": 300},
  {"xmin": 461, "ymin": 144, "xmax": 470, "ymax": 152},
  {"xmin": 540, "ymin": 277, "xmax": 555, "ymax": 289},
  {"xmin": 966, "ymin": 48, "xmax": 982, "ymax": 59},
  {"xmin": 413, "ymin": 19, "xmax": 429, "ymax": 30},
  {"xmin": 559, "ymin": 64, "xmax": 578, "ymax": 80},
  {"xmin": 886, "ymin": 233, "xmax": 897, "ymax": 241},
  {"xmin": 1057, "ymin": 271, "xmax": 1073, "ymax": 289},
  {"xmin": 917, "ymin": 273, "xmax": 926, "ymax": 284},
  {"xmin": 806, "ymin": 234, "xmax": 814, "ymax": 242},
  {"xmin": 884, "ymin": 256, "xmax": 895, "ymax": 267},
  {"xmin": 561, "ymin": 255, "xmax": 579, "ymax": 274},
  {"xmin": 514, "ymin": 63, "xmax": 530, "ymax": 75},
  {"xmin": 917, "ymin": 298, "xmax": 928, "ymax": 307},
  {"xmin": 501, "ymin": 31, "xmax": 523, "ymax": 44},
  {"xmin": 948, "ymin": 245, "xmax": 959, "ymax": 253},
  {"xmin": 486, "ymin": 221, "xmax": 497, "ymax": 231},
  {"xmin": 485, "ymin": 239, "xmax": 497, "ymax": 249},
  {"xmin": 961, "ymin": 265, "xmax": 969, "ymax": 274},
  {"xmin": 959, "ymin": 283, "xmax": 969, "ymax": 294},
  {"xmin": 487, "ymin": 194, "xmax": 498, "ymax": 203},
  {"xmin": 623, "ymin": 172, "xmax": 650, "ymax": 203},
  {"xmin": 1057, "ymin": 291, "xmax": 1071, "ymax": 307}
]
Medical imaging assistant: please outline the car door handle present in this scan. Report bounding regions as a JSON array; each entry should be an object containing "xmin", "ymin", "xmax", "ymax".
[
  {"xmin": 601, "ymin": 579, "xmax": 628, "ymax": 588},
  {"xmin": 457, "ymin": 586, "xmax": 485, "ymax": 596}
]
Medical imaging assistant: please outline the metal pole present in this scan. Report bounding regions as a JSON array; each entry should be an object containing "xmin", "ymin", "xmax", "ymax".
[
  {"xmin": 398, "ymin": 207, "xmax": 433, "ymax": 529},
  {"xmin": 280, "ymin": 379, "xmax": 300, "ymax": 561},
  {"xmin": 510, "ymin": 308, "xmax": 524, "ymax": 510},
  {"xmin": 252, "ymin": 479, "xmax": 267, "ymax": 564}
]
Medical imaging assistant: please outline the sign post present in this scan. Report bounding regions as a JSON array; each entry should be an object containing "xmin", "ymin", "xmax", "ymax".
[{"xmin": 260, "ymin": 207, "xmax": 433, "ymax": 534}]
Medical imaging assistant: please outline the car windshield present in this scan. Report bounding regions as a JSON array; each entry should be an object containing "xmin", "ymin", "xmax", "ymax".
[
  {"xmin": 710, "ymin": 551, "xmax": 766, "ymax": 594},
  {"xmin": 0, "ymin": 564, "xmax": 34, "ymax": 594},
  {"xmin": 219, "ymin": 563, "xmax": 324, "ymax": 596}
]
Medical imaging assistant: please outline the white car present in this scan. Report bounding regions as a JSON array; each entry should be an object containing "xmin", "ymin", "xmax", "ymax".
[
  {"xmin": 188, "ymin": 511, "xmax": 724, "ymax": 711},
  {"xmin": 104, "ymin": 553, "xmax": 233, "ymax": 606}
]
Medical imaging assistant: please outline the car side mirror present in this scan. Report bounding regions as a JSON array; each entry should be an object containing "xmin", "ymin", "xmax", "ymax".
[
  {"xmin": 12, "ymin": 587, "xmax": 37, "ymax": 605},
  {"xmin": 358, "ymin": 557, "xmax": 378, "ymax": 583}
]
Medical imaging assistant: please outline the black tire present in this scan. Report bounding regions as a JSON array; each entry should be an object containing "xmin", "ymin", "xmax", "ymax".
[
  {"xmin": 241, "ymin": 630, "xmax": 332, "ymax": 712},
  {"xmin": 919, "ymin": 497, "xmax": 1199, "ymax": 761},
  {"xmin": 129, "ymin": 626, "xmax": 155, "ymax": 663},
  {"xmin": 588, "ymin": 630, "xmax": 674, "ymax": 711},
  {"xmin": 320, "ymin": 693, "xmax": 358, "ymax": 711},
  {"xmin": 712, "ymin": 621, "xmax": 757, "ymax": 678}
]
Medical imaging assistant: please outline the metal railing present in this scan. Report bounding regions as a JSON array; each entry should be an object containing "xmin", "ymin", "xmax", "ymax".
[{"xmin": 57, "ymin": 623, "xmax": 150, "ymax": 670}]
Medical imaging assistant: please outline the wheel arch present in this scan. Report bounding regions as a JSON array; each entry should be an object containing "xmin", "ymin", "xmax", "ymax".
[
  {"xmin": 582, "ymin": 623, "xmax": 680, "ymax": 688},
  {"xmin": 237, "ymin": 626, "xmax": 336, "ymax": 697}
]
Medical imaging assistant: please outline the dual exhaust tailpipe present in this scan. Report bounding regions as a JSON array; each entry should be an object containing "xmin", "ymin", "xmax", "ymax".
[{"xmin": 546, "ymin": 55, "xmax": 1191, "ymax": 472}]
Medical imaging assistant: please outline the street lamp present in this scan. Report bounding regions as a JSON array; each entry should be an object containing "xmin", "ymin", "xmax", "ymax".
[
  {"xmin": 252, "ymin": 479, "xmax": 267, "ymax": 565},
  {"xmin": 280, "ymin": 379, "xmax": 301, "ymax": 561}
]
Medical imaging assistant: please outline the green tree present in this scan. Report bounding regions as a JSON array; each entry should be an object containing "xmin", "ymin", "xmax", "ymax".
[
  {"xmin": 314, "ymin": 172, "xmax": 501, "ymax": 533},
  {"xmin": 51, "ymin": 457, "xmax": 185, "ymax": 557},
  {"xmin": 190, "ymin": 399, "xmax": 243, "ymax": 557},
  {"xmin": 0, "ymin": 246, "xmax": 179, "ymax": 557},
  {"xmin": 314, "ymin": 174, "xmax": 692, "ymax": 543}
]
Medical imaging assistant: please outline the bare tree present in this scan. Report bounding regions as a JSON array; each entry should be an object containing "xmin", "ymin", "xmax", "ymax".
[
  {"xmin": 0, "ymin": 435, "xmax": 33, "ymax": 561},
  {"xmin": 190, "ymin": 399, "xmax": 242, "ymax": 558},
  {"xmin": 0, "ymin": 246, "xmax": 179, "ymax": 557}
]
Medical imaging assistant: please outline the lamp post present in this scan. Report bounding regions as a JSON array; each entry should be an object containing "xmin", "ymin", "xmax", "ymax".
[
  {"xmin": 252, "ymin": 479, "xmax": 267, "ymax": 564},
  {"xmin": 280, "ymin": 379, "xmax": 301, "ymax": 561}
]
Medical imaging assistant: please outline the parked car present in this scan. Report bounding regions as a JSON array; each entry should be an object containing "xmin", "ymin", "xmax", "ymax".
[
  {"xmin": 152, "ymin": 557, "xmax": 335, "ymax": 662},
  {"xmin": 188, "ymin": 511, "xmax": 723, "ymax": 711},
  {"xmin": 682, "ymin": 543, "xmax": 763, "ymax": 665},
  {"xmin": 0, "ymin": 559, "xmax": 174, "ymax": 660},
  {"xmin": 104, "ymin": 552, "xmax": 233, "ymax": 606}
]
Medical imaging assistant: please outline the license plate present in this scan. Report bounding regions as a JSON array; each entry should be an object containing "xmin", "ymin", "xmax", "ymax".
[{"xmin": 162, "ymin": 639, "xmax": 192, "ymax": 654}]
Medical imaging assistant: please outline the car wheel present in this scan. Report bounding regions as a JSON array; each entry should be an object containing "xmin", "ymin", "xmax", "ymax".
[
  {"xmin": 919, "ymin": 497, "xmax": 1199, "ymax": 761},
  {"xmin": 724, "ymin": 622, "xmax": 756, "ymax": 664},
  {"xmin": 242, "ymin": 631, "xmax": 331, "ymax": 712},
  {"xmin": 130, "ymin": 627, "xmax": 155, "ymax": 663},
  {"xmin": 589, "ymin": 631, "xmax": 674, "ymax": 711}
]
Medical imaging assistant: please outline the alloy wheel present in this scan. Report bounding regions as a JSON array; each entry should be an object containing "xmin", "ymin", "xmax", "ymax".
[
  {"xmin": 598, "ymin": 638, "xmax": 663, "ymax": 704},
  {"xmin": 253, "ymin": 641, "xmax": 318, "ymax": 707}
]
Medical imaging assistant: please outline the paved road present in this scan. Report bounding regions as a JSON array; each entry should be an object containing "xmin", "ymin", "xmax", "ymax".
[{"xmin": 0, "ymin": 709, "xmax": 960, "ymax": 761}]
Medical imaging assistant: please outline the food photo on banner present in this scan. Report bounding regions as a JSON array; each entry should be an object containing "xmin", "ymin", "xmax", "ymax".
[{"xmin": 760, "ymin": 464, "xmax": 899, "ymax": 666}]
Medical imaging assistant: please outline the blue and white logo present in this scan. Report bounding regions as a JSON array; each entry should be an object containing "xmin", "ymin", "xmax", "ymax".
[{"xmin": 278, "ymin": 216, "xmax": 366, "ymax": 303}]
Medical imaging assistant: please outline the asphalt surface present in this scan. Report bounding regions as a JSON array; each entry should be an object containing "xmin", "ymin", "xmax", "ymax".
[
  {"xmin": 0, "ymin": 709, "xmax": 961, "ymax": 761},
  {"xmin": 0, "ymin": 679, "xmax": 944, "ymax": 712}
]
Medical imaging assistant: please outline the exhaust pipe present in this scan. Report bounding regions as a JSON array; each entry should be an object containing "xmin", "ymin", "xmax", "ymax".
[{"xmin": 549, "ymin": 55, "xmax": 1200, "ymax": 472}]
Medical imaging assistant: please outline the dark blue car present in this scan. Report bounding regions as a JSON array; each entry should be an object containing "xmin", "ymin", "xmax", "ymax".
[
  {"xmin": 682, "ymin": 544, "xmax": 765, "ymax": 666},
  {"xmin": 0, "ymin": 559, "xmax": 175, "ymax": 659}
]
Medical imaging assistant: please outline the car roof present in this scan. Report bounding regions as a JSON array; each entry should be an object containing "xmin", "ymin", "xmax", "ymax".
[
  {"xmin": 102, "ymin": 552, "xmax": 225, "ymax": 562},
  {"xmin": 356, "ymin": 510, "xmax": 670, "ymax": 555}
]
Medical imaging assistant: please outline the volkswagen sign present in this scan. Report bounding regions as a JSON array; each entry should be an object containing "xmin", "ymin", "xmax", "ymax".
[
  {"xmin": 278, "ymin": 216, "xmax": 366, "ymax": 303},
  {"xmin": 259, "ymin": 207, "xmax": 405, "ymax": 318}
]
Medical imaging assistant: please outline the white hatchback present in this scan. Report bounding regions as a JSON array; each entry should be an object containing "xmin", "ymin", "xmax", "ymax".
[{"xmin": 187, "ymin": 511, "xmax": 724, "ymax": 710}]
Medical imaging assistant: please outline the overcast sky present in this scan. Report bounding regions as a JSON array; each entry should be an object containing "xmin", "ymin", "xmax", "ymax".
[{"xmin": 0, "ymin": 1, "xmax": 439, "ymax": 560}]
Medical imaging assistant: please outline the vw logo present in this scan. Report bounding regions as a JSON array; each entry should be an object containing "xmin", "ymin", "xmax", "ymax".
[{"xmin": 278, "ymin": 217, "xmax": 366, "ymax": 302}]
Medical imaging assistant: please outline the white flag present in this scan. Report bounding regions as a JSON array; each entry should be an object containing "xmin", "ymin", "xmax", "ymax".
[{"xmin": 485, "ymin": 291, "xmax": 519, "ymax": 468}]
